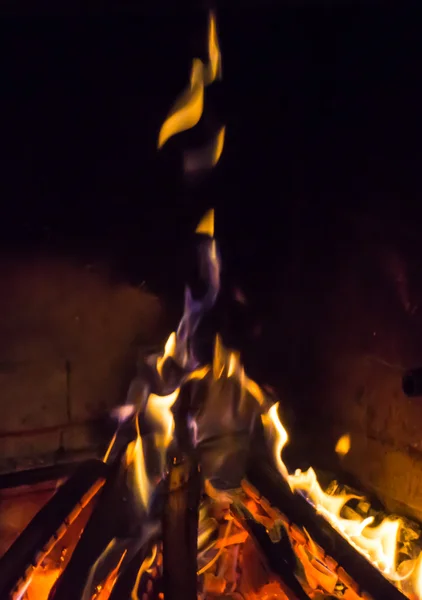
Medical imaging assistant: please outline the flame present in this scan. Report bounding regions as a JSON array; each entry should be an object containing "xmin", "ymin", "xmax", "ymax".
[
  {"xmin": 126, "ymin": 388, "xmax": 179, "ymax": 512},
  {"xmin": 157, "ymin": 58, "xmax": 205, "ymax": 149},
  {"xmin": 156, "ymin": 331, "xmax": 177, "ymax": 377},
  {"xmin": 183, "ymin": 127, "xmax": 226, "ymax": 175},
  {"xmin": 261, "ymin": 402, "xmax": 289, "ymax": 481},
  {"xmin": 95, "ymin": 550, "xmax": 127, "ymax": 600},
  {"xmin": 261, "ymin": 400, "xmax": 413, "ymax": 587},
  {"xmin": 271, "ymin": 454, "xmax": 406, "ymax": 584},
  {"xmin": 195, "ymin": 208, "xmax": 214, "ymax": 237},
  {"xmin": 145, "ymin": 389, "xmax": 179, "ymax": 457},
  {"xmin": 204, "ymin": 11, "xmax": 222, "ymax": 85},
  {"xmin": 158, "ymin": 11, "xmax": 223, "ymax": 151},
  {"xmin": 213, "ymin": 334, "xmax": 229, "ymax": 379},
  {"xmin": 335, "ymin": 433, "xmax": 351, "ymax": 457},
  {"xmin": 415, "ymin": 554, "xmax": 422, "ymax": 598},
  {"xmin": 131, "ymin": 544, "xmax": 157, "ymax": 600},
  {"xmin": 103, "ymin": 431, "xmax": 117, "ymax": 463},
  {"xmin": 82, "ymin": 540, "xmax": 127, "ymax": 600},
  {"xmin": 185, "ymin": 365, "xmax": 211, "ymax": 382},
  {"xmin": 212, "ymin": 126, "xmax": 225, "ymax": 165},
  {"xmin": 126, "ymin": 432, "xmax": 152, "ymax": 512},
  {"xmin": 20, "ymin": 569, "xmax": 61, "ymax": 600}
]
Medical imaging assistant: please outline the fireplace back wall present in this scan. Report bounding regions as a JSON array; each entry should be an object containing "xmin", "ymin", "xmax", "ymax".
[{"xmin": 1, "ymin": 5, "xmax": 422, "ymax": 524}]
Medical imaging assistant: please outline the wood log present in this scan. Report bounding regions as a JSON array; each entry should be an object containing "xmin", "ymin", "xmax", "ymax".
[
  {"xmin": 0, "ymin": 459, "xmax": 108, "ymax": 598},
  {"xmin": 162, "ymin": 455, "xmax": 201, "ymax": 600},
  {"xmin": 50, "ymin": 448, "xmax": 143, "ymax": 600},
  {"xmin": 231, "ymin": 501, "xmax": 309, "ymax": 600},
  {"xmin": 247, "ymin": 459, "xmax": 406, "ymax": 600}
]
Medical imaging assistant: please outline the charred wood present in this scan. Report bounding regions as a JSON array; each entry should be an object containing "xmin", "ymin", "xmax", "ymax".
[
  {"xmin": 231, "ymin": 501, "xmax": 309, "ymax": 600},
  {"xmin": 0, "ymin": 459, "xmax": 107, "ymax": 598},
  {"xmin": 162, "ymin": 455, "xmax": 201, "ymax": 600},
  {"xmin": 247, "ymin": 459, "xmax": 406, "ymax": 600},
  {"xmin": 49, "ymin": 448, "xmax": 144, "ymax": 600}
]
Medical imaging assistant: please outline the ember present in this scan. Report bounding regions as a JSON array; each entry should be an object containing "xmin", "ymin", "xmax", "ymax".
[{"xmin": 2, "ymin": 7, "xmax": 422, "ymax": 600}]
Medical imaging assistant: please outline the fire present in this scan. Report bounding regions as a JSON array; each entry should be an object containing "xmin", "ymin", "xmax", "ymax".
[
  {"xmin": 158, "ymin": 11, "xmax": 225, "ymax": 171},
  {"xmin": 157, "ymin": 58, "xmax": 205, "ymax": 149},
  {"xmin": 126, "ymin": 430, "xmax": 152, "ymax": 512},
  {"xmin": 156, "ymin": 332, "xmax": 177, "ymax": 378},
  {"xmin": 204, "ymin": 11, "xmax": 222, "ymax": 85},
  {"xmin": 335, "ymin": 433, "xmax": 351, "ymax": 457},
  {"xmin": 415, "ymin": 554, "xmax": 422, "ymax": 599},
  {"xmin": 262, "ymin": 397, "xmax": 422, "ymax": 594},
  {"xmin": 195, "ymin": 207, "xmax": 215, "ymax": 237},
  {"xmin": 131, "ymin": 544, "xmax": 157, "ymax": 600},
  {"xmin": 145, "ymin": 389, "xmax": 179, "ymax": 468},
  {"xmin": 261, "ymin": 403, "xmax": 289, "ymax": 481},
  {"xmin": 7, "ymin": 0, "xmax": 422, "ymax": 583},
  {"xmin": 10, "ymin": 207, "xmax": 422, "ymax": 600}
]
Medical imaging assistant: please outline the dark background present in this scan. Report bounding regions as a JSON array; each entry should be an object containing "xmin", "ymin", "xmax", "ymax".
[{"xmin": 0, "ymin": 3, "xmax": 421, "ymax": 428}]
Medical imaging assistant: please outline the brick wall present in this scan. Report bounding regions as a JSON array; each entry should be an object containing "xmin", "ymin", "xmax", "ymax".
[
  {"xmin": 277, "ymin": 213, "xmax": 422, "ymax": 522},
  {"xmin": 0, "ymin": 256, "xmax": 162, "ymax": 473}
]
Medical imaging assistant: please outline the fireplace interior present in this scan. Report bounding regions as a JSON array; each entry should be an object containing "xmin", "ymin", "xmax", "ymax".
[{"xmin": 1, "ymin": 1, "xmax": 422, "ymax": 599}]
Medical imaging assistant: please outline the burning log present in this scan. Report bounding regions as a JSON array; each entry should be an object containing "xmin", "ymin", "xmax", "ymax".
[
  {"xmin": 48, "ymin": 444, "xmax": 155, "ymax": 600},
  {"xmin": 0, "ymin": 459, "xmax": 107, "ymax": 599},
  {"xmin": 162, "ymin": 455, "xmax": 201, "ymax": 600},
  {"xmin": 231, "ymin": 501, "xmax": 309, "ymax": 600},
  {"xmin": 246, "ymin": 459, "xmax": 406, "ymax": 600}
]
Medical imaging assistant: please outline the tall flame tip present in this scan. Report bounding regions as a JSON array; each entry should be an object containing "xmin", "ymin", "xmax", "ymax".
[{"xmin": 195, "ymin": 208, "xmax": 215, "ymax": 237}]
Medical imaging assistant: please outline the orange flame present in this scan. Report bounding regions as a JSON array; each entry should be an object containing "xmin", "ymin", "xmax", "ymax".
[
  {"xmin": 204, "ymin": 11, "xmax": 222, "ymax": 85},
  {"xmin": 195, "ymin": 208, "xmax": 215, "ymax": 237},
  {"xmin": 157, "ymin": 58, "xmax": 205, "ymax": 149},
  {"xmin": 262, "ymin": 403, "xmax": 416, "ymax": 591},
  {"xmin": 335, "ymin": 433, "xmax": 351, "ymax": 457},
  {"xmin": 156, "ymin": 331, "xmax": 177, "ymax": 378},
  {"xmin": 415, "ymin": 554, "xmax": 422, "ymax": 599},
  {"xmin": 131, "ymin": 544, "xmax": 157, "ymax": 600},
  {"xmin": 158, "ymin": 10, "xmax": 224, "ymax": 166},
  {"xmin": 126, "ymin": 431, "xmax": 152, "ymax": 512}
]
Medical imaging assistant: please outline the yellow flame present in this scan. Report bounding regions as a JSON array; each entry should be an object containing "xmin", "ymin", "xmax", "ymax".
[
  {"xmin": 204, "ymin": 11, "xmax": 222, "ymax": 85},
  {"xmin": 261, "ymin": 402, "xmax": 289, "ymax": 481},
  {"xmin": 211, "ymin": 126, "xmax": 225, "ymax": 167},
  {"xmin": 82, "ymin": 539, "xmax": 127, "ymax": 600},
  {"xmin": 131, "ymin": 544, "xmax": 157, "ymax": 600},
  {"xmin": 126, "ymin": 434, "xmax": 151, "ymax": 512},
  {"xmin": 156, "ymin": 331, "xmax": 177, "ymax": 378},
  {"xmin": 158, "ymin": 58, "xmax": 205, "ymax": 149},
  {"xmin": 415, "ymin": 553, "xmax": 422, "ymax": 598},
  {"xmin": 335, "ymin": 433, "xmax": 351, "ymax": 457},
  {"xmin": 287, "ymin": 466, "xmax": 406, "ymax": 580},
  {"xmin": 145, "ymin": 389, "xmax": 179, "ymax": 453},
  {"xmin": 158, "ymin": 11, "xmax": 223, "ymax": 150},
  {"xmin": 185, "ymin": 365, "xmax": 210, "ymax": 382},
  {"xmin": 195, "ymin": 208, "xmax": 214, "ymax": 237},
  {"xmin": 96, "ymin": 549, "xmax": 127, "ymax": 599},
  {"xmin": 262, "ymin": 396, "xmax": 419, "ymax": 590},
  {"xmin": 213, "ymin": 334, "xmax": 228, "ymax": 379},
  {"xmin": 103, "ymin": 431, "xmax": 117, "ymax": 463}
]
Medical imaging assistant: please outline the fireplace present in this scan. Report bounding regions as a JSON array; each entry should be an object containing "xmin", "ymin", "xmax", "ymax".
[
  {"xmin": 1, "ymin": 3, "xmax": 422, "ymax": 599},
  {"xmin": 2, "ymin": 208, "xmax": 422, "ymax": 600}
]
